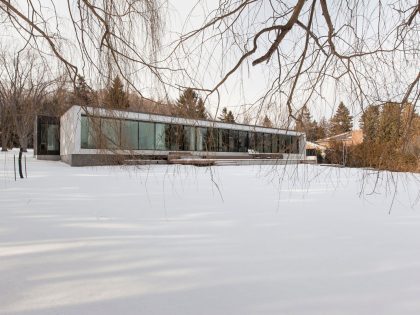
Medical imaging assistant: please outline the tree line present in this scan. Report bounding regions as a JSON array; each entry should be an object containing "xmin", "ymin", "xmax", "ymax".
[
  {"xmin": 0, "ymin": 1, "xmax": 418, "ymax": 174},
  {"xmin": 348, "ymin": 103, "xmax": 419, "ymax": 172},
  {"xmin": 0, "ymin": 67, "xmax": 262, "ymax": 152},
  {"xmin": 294, "ymin": 100, "xmax": 419, "ymax": 172},
  {"xmin": 295, "ymin": 101, "xmax": 353, "ymax": 142},
  {"xmin": 1, "ymin": 52, "xmax": 418, "ymax": 172}
]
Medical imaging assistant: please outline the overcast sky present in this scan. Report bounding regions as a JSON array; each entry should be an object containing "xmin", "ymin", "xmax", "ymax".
[
  {"xmin": 4, "ymin": 0, "xmax": 412, "ymax": 126},
  {"xmin": 164, "ymin": 0, "xmax": 341, "ymax": 122}
]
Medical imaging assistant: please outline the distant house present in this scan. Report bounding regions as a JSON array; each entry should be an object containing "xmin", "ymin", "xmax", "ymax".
[
  {"xmin": 316, "ymin": 130, "xmax": 363, "ymax": 148},
  {"xmin": 305, "ymin": 141, "xmax": 327, "ymax": 163}
]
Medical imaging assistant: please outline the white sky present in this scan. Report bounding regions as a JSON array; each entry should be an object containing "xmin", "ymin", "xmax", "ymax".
[
  {"xmin": 164, "ymin": 1, "xmax": 344, "ymax": 122},
  {"xmin": 0, "ymin": 0, "xmax": 358, "ymax": 124},
  {"xmin": 2, "ymin": 0, "xmax": 418, "ymax": 126}
]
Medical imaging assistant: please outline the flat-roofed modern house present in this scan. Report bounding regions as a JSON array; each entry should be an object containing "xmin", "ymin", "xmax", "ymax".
[{"xmin": 34, "ymin": 105, "xmax": 306, "ymax": 166}]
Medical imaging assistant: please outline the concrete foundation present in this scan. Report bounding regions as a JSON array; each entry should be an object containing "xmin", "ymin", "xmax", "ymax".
[{"xmin": 35, "ymin": 155, "xmax": 61, "ymax": 161}]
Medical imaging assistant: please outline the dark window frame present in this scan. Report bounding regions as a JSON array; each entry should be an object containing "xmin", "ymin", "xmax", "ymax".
[
  {"xmin": 79, "ymin": 114, "xmax": 301, "ymax": 154},
  {"xmin": 37, "ymin": 115, "xmax": 60, "ymax": 155}
]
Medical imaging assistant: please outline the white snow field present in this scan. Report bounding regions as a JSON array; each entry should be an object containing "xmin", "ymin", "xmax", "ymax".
[{"xmin": 1, "ymin": 150, "xmax": 420, "ymax": 315}]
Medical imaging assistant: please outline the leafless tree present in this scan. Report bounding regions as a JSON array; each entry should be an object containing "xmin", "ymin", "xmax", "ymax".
[
  {"xmin": 170, "ymin": 0, "xmax": 419, "ymax": 125},
  {"xmin": 0, "ymin": 90, "xmax": 12, "ymax": 151},
  {"xmin": 0, "ymin": 59, "xmax": 12, "ymax": 151},
  {"xmin": 0, "ymin": 0, "xmax": 418, "ymax": 175},
  {"xmin": 0, "ymin": 0, "xmax": 166, "ymax": 99},
  {"xmin": 1, "ymin": 1, "xmax": 418, "ymax": 119},
  {"xmin": 0, "ymin": 50, "xmax": 54, "ymax": 152}
]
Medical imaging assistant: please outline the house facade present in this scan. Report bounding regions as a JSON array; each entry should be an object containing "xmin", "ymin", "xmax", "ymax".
[{"xmin": 35, "ymin": 105, "xmax": 307, "ymax": 166}]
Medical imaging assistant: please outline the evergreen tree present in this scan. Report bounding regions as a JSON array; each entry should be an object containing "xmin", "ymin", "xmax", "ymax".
[
  {"xmin": 261, "ymin": 115, "xmax": 273, "ymax": 128},
  {"xmin": 360, "ymin": 105, "xmax": 380, "ymax": 142},
  {"xmin": 175, "ymin": 88, "xmax": 207, "ymax": 119},
  {"xmin": 307, "ymin": 121, "xmax": 319, "ymax": 141},
  {"xmin": 354, "ymin": 102, "xmax": 419, "ymax": 171},
  {"xmin": 400, "ymin": 103, "xmax": 416, "ymax": 142},
  {"xmin": 329, "ymin": 102, "xmax": 353, "ymax": 135},
  {"xmin": 295, "ymin": 105, "xmax": 311, "ymax": 131},
  {"xmin": 295, "ymin": 105, "xmax": 318, "ymax": 141},
  {"xmin": 377, "ymin": 102, "xmax": 401, "ymax": 143},
  {"xmin": 104, "ymin": 76, "xmax": 130, "ymax": 109},
  {"xmin": 218, "ymin": 107, "xmax": 235, "ymax": 123},
  {"xmin": 226, "ymin": 111, "xmax": 235, "ymax": 123},
  {"xmin": 74, "ymin": 75, "xmax": 93, "ymax": 105},
  {"xmin": 315, "ymin": 117, "xmax": 328, "ymax": 140},
  {"xmin": 218, "ymin": 107, "xmax": 228, "ymax": 121}
]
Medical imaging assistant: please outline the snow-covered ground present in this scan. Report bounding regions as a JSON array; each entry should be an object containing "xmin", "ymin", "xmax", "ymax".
[{"xmin": 1, "ymin": 149, "xmax": 420, "ymax": 315}]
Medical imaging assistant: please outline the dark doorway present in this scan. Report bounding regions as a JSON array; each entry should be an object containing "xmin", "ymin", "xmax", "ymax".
[{"xmin": 36, "ymin": 116, "xmax": 60, "ymax": 156}]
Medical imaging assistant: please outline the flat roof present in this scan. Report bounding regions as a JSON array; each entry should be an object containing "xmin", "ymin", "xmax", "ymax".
[{"xmin": 69, "ymin": 105, "xmax": 304, "ymax": 137}]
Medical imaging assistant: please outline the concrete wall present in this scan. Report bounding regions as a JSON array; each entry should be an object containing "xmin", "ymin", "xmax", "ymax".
[
  {"xmin": 36, "ymin": 155, "xmax": 61, "ymax": 161},
  {"xmin": 299, "ymin": 134, "xmax": 306, "ymax": 157},
  {"xmin": 33, "ymin": 117, "xmax": 38, "ymax": 156},
  {"xmin": 59, "ymin": 105, "xmax": 307, "ymax": 166},
  {"xmin": 60, "ymin": 106, "xmax": 82, "ymax": 156}
]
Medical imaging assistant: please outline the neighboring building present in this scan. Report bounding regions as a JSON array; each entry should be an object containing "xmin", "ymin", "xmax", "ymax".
[
  {"xmin": 305, "ymin": 141, "xmax": 326, "ymax": 163},
  {"xmin": 34, "ymin": 105, "xmax": 307, "ymax": 166},
  {"xmin": 316, "ymin": 130, "xmax": 363, "ymax": 148}
]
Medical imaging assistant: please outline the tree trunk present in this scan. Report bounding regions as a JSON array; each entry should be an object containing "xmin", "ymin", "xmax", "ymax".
[
  {"xmin": 1, "ymin": 120, "xmax": 8, "ymax": 151},
  {"xmin": 18, "ymin": 148, "xmax": 24, "ymax": 179},
  {"xmin": 1, "ymin": 132, "xmax": 7, "ymax": 151},
  {"xmin": 19, "ymin": 136, "xmax": 28, "ymax": 152}
]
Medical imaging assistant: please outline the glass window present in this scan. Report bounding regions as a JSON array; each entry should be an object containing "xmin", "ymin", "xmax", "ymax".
[
  {"xmin": 264, "ymin": 133, "xmax": 272, "ymax": 153},
  {"xmin": 229, "ymin": 130, "xmax": 239, "ymax": 152},
  {"xmin": 121, "ymin": 120, "xmax": 139, "ymax": 150},
  {"xmin": 78, "ymin": 114, "xmax": 295, "ymax": 155},
  {"xmin": 90, "ymin": 117, "xmax": 101, "ymax": 149},
  {"xmin": 279, "ymin": 135, "xmax": 289, "ymax": 153},
  {"xmin": 283, "ymin": 135, "xmax": 292, "ymax": 153},
  {"xmin": 38, "ymin": 116, "xmax": 60, "ymax": 155},
  {"xmin": 81, "ymin": 116, "xmax": 88, "ymax": 149},
  {"xmin": 155, "ymin": 123, "xmax": 169, "ymax": 150},
  {"xmin": 256, "ymin": 133, "xmax": 264, "ymax": 153},
  {"xmin": 101, "ymin": 118, "xmax": 120, "ymax": 149},
  {"xmin": 196, "ymin": 127, "xmax": 207, "ymax": 151},
  {"xmin": 206, "ymin": 128, "xmax": 218, "ymax": 151},
  {"xmin": 306, "ymin": 149, "xmax": 316, "ymax": 156},
  {"xmin": 139, "ymin": 121, "xmax": 155, "ymax": 150},
  {"xmin": 40, "ymin": 123, "xmax": 48, "ymax": 152},
  {"xmin": 218, "ymin": 129, "xmax": 229, "ymax": 152},
  {"xmin": 81, "ymin": 116, "xmax": 100, "ymax": 149},
  {"xmin": 272, "ymin": 134, "xmax": 279, "ymax": 153},
  {"xmin": 248, "ymin": 132, "xmax": 256, "ymax": 152},
  {"xmin": 169, "ymin": 124, "xmax": 183, "ymax": 150},
  {"xmin": 38, "ymin": 117, "xmax": 60, "ymax": 154},
  {"xmin": 292, "ymin": 136, "xmax": 300, "ymax": 153},
  {"xmin": 238, "ymin": 131, "xmax": 248, "ymax": 152},
  {"xmin": 183, "ymin": 126, "xmax": 196, "ymax": 151},
  {"xmin": 47, "ymin": 125, "xmax": 60, "ymax": 151}
]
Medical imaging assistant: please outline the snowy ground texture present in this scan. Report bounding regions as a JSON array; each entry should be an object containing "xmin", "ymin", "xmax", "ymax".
[{"xmin": 1, "ymin": 149, "xmax": 420, "ymax": 315}]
